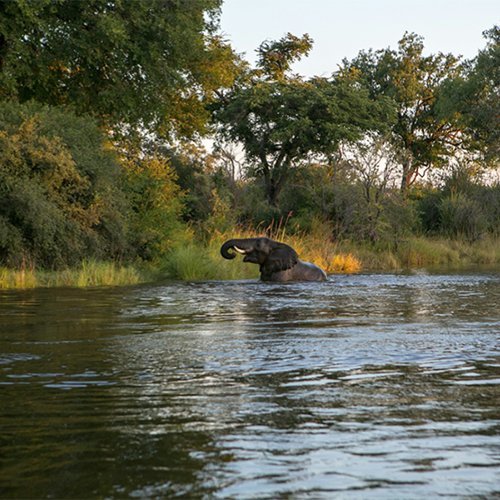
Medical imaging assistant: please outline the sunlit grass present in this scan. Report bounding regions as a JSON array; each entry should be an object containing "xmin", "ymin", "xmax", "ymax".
[
  {"xmin": 0, "ymin": 266, "xmax": 37, "ymax": 289},
  {"xmin": 3, "ymin": 232, "xmax": 500, "ymax": 289},
  {"xmin": 327, "ymin": 253, "xmax": 362, "ymax": 273},
  {"xmin": 160, "ymin": 243, "xmax": 259, "ymax": 281},
  {"xmin": 207, "ymin": 222, "xmax": 500, "ymax": 277},
  {"xmin": 334, "ymin": 235, "xmax": 500, "ymax": 271},
  {"xmin": 0, "ymin": 260, "xmax": 142, "ymax": 289}
]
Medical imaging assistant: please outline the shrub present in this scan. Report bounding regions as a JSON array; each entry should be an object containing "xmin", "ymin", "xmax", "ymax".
[
  {"xmin": 438, "ymin": 193, "xmax": 488, "ymax": 241},
  {"xmin": 0, "ymin": 102, "xmax": 129, "ymax": 268},
  {"xmin": 121, "ymin": 153, "xmax": 186, "ymax": 260}
]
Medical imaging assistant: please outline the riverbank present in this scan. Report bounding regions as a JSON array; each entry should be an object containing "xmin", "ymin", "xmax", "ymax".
[
  {"xmin": 2, "ymin": 233, "xmax": 500, "ymax": 289},
  {"xmin": 0, "ymin": 260, "xmax": 144, "ymax": 289}
]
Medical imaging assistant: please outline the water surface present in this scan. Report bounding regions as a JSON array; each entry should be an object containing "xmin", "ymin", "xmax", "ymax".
[{"xmin": 1, "ymin": 270, "xmax": 500, "ymax": 499}]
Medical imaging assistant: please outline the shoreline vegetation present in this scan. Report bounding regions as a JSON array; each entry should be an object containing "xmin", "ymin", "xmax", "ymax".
[
  {"xmin": 3, "ymin": 230, "xmax": 500, "ymax": 289},
  {"xmin": 2, "ymin": 7, "xmax": 500, "ymax": 291}
]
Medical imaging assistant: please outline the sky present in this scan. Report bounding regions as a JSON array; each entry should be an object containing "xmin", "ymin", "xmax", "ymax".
[{"xmin": 219, "ymin": 0, "xmax": 500, "ymax": 77}]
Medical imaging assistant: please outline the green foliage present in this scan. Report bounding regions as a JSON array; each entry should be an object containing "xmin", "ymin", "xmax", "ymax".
[
  {"xmin": 441, "ymin": 25, "xmax": 500, "ymax": 160},
  {"xmin": 142, "ymin": 143, "xmax": 243, "ymax": 242},
  {"xmin": 340, "ymin": 32, "xmax": 465, "ymax": 190},
  {"xmin": 0, "ymin": 0, "xmax": 238, "ymax": 140},
  {"xmin": 438, "ymin": 193, "xmax": 487, "ymax": 241},
  {"xmin": 256, "ymin": 33, "xmax": 313, "ymax": 81},
  {"xmin": 213, "ymin": 73, "xmax": 394, "ymax": 206},
  {"xmin": 120, "ymin": 151, "xmax": 187, "ymax": 260},
  {"xmin": 0, "ymin": 102, "xmax": 128, "ymax": 268},
  {"xmin": 159, "ymin": 145, "xmax": 226, "ymax": 222},
  {"xmin": 417, "ymin": 162, "xmax": 500, "ymax": 241},
  {"xmin": 469, "ymin": 25, "xmax": 500, "ymax": 157},
  {"xmin": 277, "ymin": 147, "xmax": 419, "ymax": 246},
  {"xmin": 329, "ymin": 180, "xmax": 418, "ymax": 244}
]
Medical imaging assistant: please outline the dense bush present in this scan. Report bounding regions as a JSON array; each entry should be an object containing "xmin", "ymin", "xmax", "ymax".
[
  {"xmin": 121, "ymin": 152, "xmax": 187, "ymax": 259},
  {"xmin": 3, "ymin": 102, "xmax": 500, "ymax": 276},
  {"xmin": 277, "ymin": 160, "xmax": 419, "ymax": 244},
  {"xmin": 0, "ymin": 102, "xmax": 129, "ymax": 268},
  {"xmin": 417, "ymin": 164, "xmax": 500, "ymax": 241}
]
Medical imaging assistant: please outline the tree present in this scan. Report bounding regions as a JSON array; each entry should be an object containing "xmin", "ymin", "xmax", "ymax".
[
  {"xmin": 121, "ymin": 151, "xmax": 186, "ymax": 260},
  {"xmin": 340, "ymin": 32, "xmax": 465, "ymax": 191},
  {"xmin": 0, "ymin": 102, "xmax": 129, "ymax": 268},
  {"xmin": 212, "ymin": 34, "xmax": 394, "ymax": 206},
  {"xmin": 340, "ymin": 136, "xmax": 413, "ymax": 245},
  {"xmin": 0, "ymin": 0, "xmax": 238, "ymax": 140},
  {"xmin": 440, "ymin": 25, "xmax": 500, "ymax": 160},
  {"xmin": 256, "ymin": 32, "xmax": 313, "ymax": 82}
]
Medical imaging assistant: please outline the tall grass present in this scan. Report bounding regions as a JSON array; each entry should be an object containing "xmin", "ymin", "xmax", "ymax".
[
  {"xmin": 337, "ymin": 234, "xmax": 500, "ymax": 271},
  {"xmin": 161, "ymin": 243, "xmax": 259, "ymax": 280},
  {"xmin": 0, "ymin": 260, "xmax": 141, "ymax": 289},
  {"xmin": 158, "ymin": 221, "xmax": 362, "ymax": 281},
  {"xmin": 3, "ymin": 231, "xmax": 500, "ymax": 289},
  {"xmin": 0, "ymin": 266, "xmax": 37, "ymax": 289},
  {"xmin": 159, "ymin": 222, "xmax": 500, "ymax": 283},
  {"xmin": 185, "ymin": 219, "xmax": 500, "ymax": 281}
]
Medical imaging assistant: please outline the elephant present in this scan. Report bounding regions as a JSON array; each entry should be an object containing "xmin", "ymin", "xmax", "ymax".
[{"xmin": 220, "ymin": 237, "xmax": 327, "ymax": 282}]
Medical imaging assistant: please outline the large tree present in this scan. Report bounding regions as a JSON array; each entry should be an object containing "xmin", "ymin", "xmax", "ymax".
[
  {"xmin": 212, "ymin": 34, "xmax": 394, "ymax": 206},
  {"xmin": 339, "ymin": 32, "xmax": 465, "ymax": 191},
  {"xmin": 0, "ymin": 0, "xmax": 237, "ymax": 140},
  {"xmin": 0, "ymin": 102, "xmax": 130, "ymax": 267},
  {"xmin": 440, "ymin": 25, "xmax": 500, "ymax": 161}
]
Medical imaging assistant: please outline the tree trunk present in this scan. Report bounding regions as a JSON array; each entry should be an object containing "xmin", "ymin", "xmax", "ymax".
[
  {"xmin": 400, "ymin": 155, "xmax": 413, "ymax": 193},
  {"xmin": 264, "ymin": 171, "xmax": 288, "ymax": 207},
  {"xmin": 264, "ymin": 178, "xmax": 280, "ymax": 207},
  {"xmin": 260, "ymin": 152, "xmax": 290, "ymax": 207}
]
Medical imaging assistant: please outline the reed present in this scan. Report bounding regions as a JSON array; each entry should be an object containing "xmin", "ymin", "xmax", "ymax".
[
  {"xmin": 72, "ymin": 260, "xmax": 141, "ymax": 287},
  {"xmin": 3, "ymin": 234, "xmax": 500, "ymax": 289},
  {"xmin": 0, "ymin": 260, "xmax": 141, "ymax": 289},
  {"xmin": 161, "ymin": 243, "xmax": 259, "ymax": 281},
  {"xmin": 0, "ymin": 266, "xmax": 37, "ymax": 289},
  {"xmin": 334, "ymin": 235, "xmax": 500, "ymax": 271}
]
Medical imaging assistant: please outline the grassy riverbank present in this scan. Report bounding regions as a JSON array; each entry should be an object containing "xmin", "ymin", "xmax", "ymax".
[
  {"xmin": 159, "ymin": 232, "xmax": 500, "ymax": 281},
  {"xmin": 2, "ymin": 230, "xmax": 500, "ymax": 289},
  {"xmin": 0, "ymin": 260, "xmax": 144, "ymax": 289}
]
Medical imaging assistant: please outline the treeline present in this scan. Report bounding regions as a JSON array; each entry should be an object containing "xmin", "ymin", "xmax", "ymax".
[{"xmin": 1, "ymin": 0, "xmax": 500, "ymax": 273}]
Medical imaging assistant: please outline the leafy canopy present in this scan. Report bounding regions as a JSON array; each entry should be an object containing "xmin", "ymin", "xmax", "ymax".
[
  {"xmin": 212, "ymin": 33, "xmax": 394, "ymax": 206},
  {"xmin": 256, "ymin": 33, "xmax": 313, "ymax": 81},
  {"xmin": 440, "ymin": 25, "xmax": 500, "ymax": 160},
  {"xmin": 0, "ymin": 0, "xmax": 238, "ymax": 140},
  {"xmin": 339, "ymin": 32, "xmax": 464, "ymax": 190}
]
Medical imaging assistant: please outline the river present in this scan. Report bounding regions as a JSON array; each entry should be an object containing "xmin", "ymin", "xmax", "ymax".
[{"xmin": 1, "ymin": 270, "xmax": 500, "ymax": 499}]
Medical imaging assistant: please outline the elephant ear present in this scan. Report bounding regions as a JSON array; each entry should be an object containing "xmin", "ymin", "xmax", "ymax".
[{"xmin": 262, "ymin": 243, "xmax": 299, "ymax": 273}]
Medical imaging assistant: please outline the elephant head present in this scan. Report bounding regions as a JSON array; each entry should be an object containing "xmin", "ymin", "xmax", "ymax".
[{"xmin": 220, "ymin": 237, "xmax": 299, "ymax": 276}]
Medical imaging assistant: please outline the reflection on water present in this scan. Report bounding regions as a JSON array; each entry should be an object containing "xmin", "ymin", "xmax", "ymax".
[{"xmin": 1, "ymin": 270, "xmax": 500, "ymax": 499}]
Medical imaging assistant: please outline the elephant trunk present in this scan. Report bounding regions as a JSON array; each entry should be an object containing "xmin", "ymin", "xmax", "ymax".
[{"xmin": 220, "ymin": 239, "xmax": 254, "ymax": 260}]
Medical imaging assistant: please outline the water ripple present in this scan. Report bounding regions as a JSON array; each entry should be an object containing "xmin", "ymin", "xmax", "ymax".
[{"xmin": 1, "ymin": 271, "xmax": 500, "ymax": 499}]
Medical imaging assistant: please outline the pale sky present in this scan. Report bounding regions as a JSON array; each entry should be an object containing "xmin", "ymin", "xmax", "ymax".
[{"xmin": 219, "ymin": 0, "xmax": 500, "ymax": 77}]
